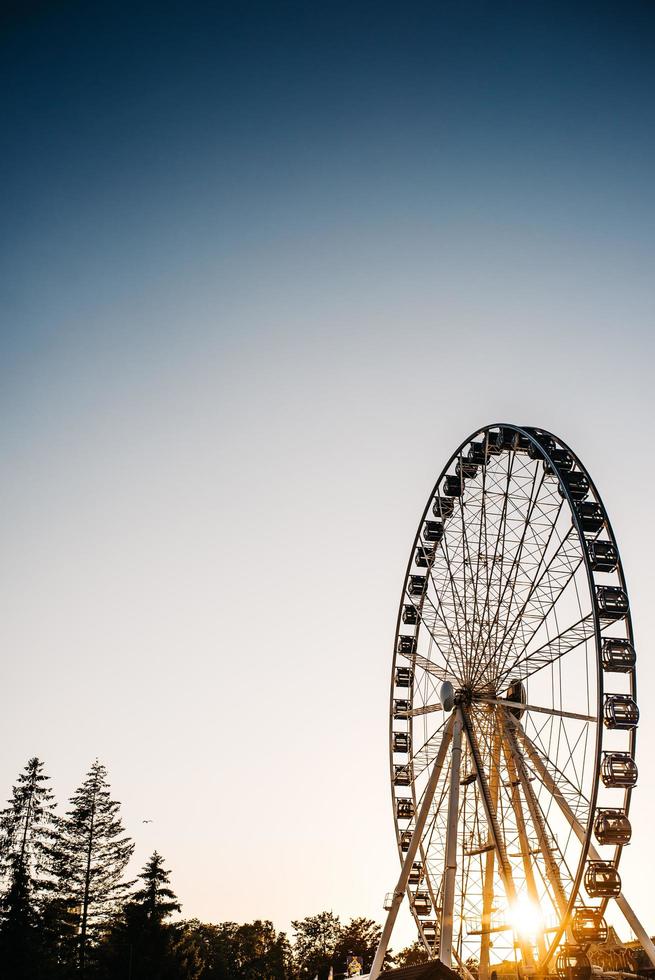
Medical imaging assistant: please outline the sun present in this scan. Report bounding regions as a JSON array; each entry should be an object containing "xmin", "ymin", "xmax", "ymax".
[{"xmin": 508, "ymin": 896, "xmax": 545, "ymax": 942}]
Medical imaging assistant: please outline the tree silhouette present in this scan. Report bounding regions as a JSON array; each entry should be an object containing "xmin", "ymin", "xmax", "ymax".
[
  {"xmin": 333, "ymin": 917, "xmax": 392, "ymax": 974},
  {"xmin": 291, "ymin": 911, "xmax": 341, "ymax": 978},
  {"xmin": 98, "ymin": 851, "xmax": 199, "ymax": 980},
  {"xmin": 132, "ymin": 851, "xmax": 181, "ymax": 921},
  {"xmin": 50, "ymin": 760, "xmax": 133, "ymax": 976},
  {"xmin": 0, "ymin": 757, "xmax": 57, "ymax": 978},
  {"xmin": 183, "ymin": 918, "xmax": 294, "ymax": 979},
  {"xmin": 393, "ymin": 939, "xmax": 431, "ymax": 967}
]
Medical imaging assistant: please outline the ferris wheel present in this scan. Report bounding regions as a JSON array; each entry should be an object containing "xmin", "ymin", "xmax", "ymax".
[{"xmin": 369, "ymin": 425, "xmax": 655, "ymax": 980}]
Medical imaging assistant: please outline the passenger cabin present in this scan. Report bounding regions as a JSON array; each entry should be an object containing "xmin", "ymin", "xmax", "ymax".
[
  {"xmin": 594, "ymin": 809, "xmax": 632, "ymax": 846},
  {"xmin": 601, "ymin": 639, "xmax": 636, "ymax": 673},
  {"xmin": 596, "ymin": 586, "xmax": 629, "ymax": 622},
  {"xmin": 393, "ymin": 732, "xmax": 411, "ymax": 753},
  {"xmin": 571, "ymin": 908, "xmax": 608, "ymax": 945},
  {"xmin": 397, "ymin": 634, "xmax": 417, "ymax": 655},
  {"xmin": 393, "ymin": 764, "xmax": 412, "ymax": 786},
  {"xmin": 415, "ymin": 545, "xmax": 436, "ymax": 567},
  {"xmin": 456, "ymin": 459, "xmax": 478, "ymax": 480},
  {"xmin": 396, "ymin": 798, "xmax": 415, "ymax": 820},
  {"xmin": 514, "ymin": 432, "xmax": 532, "ymax": 454},
  {"xmin": 558, "ymin": 471, "xmax": 590, "ymax": 501},
  {"xmin": 584, "ymin": 861, "xmax": 621, "ymax": 898},
  {"xmin": 442, "ymin": 475, "xmax": 462, "ymax": 497},
  {"xmin": 399, "ymin": 830, "xmax": 412, "ymax": 852},
  {"xmin": 574, "ymin": 501, "xmax": 605, "ymax": 535},
  {"xmin": 421, "ymin": 920, "xmax": 438, "ymax": 944},
  {"xmin": 423, "ymin": 521, "xmax": 444, "ymax": 543},
  {"xmin": 408, "ymin": 862, "xmax": 423, "ymax": 885},
  {"xmin": 486, "ymin": 427, "xmax": 515, "ymax": 454},
  {"xmin": 603, "ymin": 694, "xmax": 639, "ymax": 730},
  {"xmin": 403, "ymin": 604, "xmax": 419, "ymax": 625},
  {"xmin": 588, "ymin": 540, "xmax": 619, "ymax": 572},
  {"xmin": 432, "ymin": 496, "xmax": 455, "ymax": 519},
  {"xmin": 556, "ymin": 945, "xmax": 592, "ymax": 980},
  {"xmin": 468, "ymin": 441, "xmax": 487, "ymax": 465},
  {"xmin": 396, "ymin": 666, "xmax": 414, "ymax": 688},
  {"xmin": 544, "ymin": 447, "xmax": 574, "ymax": 472},
  {"xmin": 412, "ymin": 891, "xmax": 432, "ymax": 915},
  {"xmin": 601, "ymin": 751, "xmax": 638, "ymax": 788},
  {"xmin": 393, "ymin": 700, "xmax": 410, "ymax": 719},
  {"xmin": 527, "ymin": 433, "xmax": 557, "ymax": 460},
  {"xmin": 408, "ymin": 575, "xmax": 427, "ymax": 597}
]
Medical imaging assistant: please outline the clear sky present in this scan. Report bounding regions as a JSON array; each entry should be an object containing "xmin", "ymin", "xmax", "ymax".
[{"xmin": 1, "ymin": 0, "xmax": 654, "ymax": 951}]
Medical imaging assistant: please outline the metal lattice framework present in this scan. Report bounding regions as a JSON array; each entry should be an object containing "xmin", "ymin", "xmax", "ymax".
[{"xmin": 370, "ymin": 425, "xmax": 654, "ymax": 980}]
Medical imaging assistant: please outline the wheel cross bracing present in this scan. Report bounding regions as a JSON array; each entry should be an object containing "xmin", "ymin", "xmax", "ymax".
[{"xmin": 369, "ymin": 425, "xmax": 653, "ymax": 980}]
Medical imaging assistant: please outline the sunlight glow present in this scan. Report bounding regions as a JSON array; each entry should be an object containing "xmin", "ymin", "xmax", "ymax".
[{"xmin": 508, "ymin": 896, "xmax": 545, "ymax": 942}]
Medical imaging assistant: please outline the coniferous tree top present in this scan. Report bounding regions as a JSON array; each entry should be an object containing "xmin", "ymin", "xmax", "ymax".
[
  {"xmin": 49, "ymin": 758, "xmax": 134, "ymax": 972},
  {"xmin": 0, "ymin": 758, "xmax": 58, "ymax": 979},
  {"xmin": 131, "ymin": 850, "xmax": 181, "ymax": 921},
  {"xmin": 0, "ymin": 757, "xmax": 57, "ymax": 890}
]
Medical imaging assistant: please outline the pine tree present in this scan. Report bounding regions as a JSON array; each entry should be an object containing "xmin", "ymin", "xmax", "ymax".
[
  {"xmin": 98, "ymin": 851, "xmax": 195, "ymax": 980},
  {"xmin": 0, "ymin": 757, "xmax": 57, "ymax": 977},
  {"xmin": 132, "ymin": 851, "xmax": 181, "ymax": 922},
  {"xmin": 50, "ymin": 760, "xmax": 134, "ymax": 976}
]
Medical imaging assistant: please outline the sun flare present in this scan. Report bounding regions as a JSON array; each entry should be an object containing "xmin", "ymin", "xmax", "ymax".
[{"xmin": 509, "ymin": 896, "xmax": 545, "ymax": 942}]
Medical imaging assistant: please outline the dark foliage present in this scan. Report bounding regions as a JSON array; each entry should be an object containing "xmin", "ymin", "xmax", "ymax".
[
  {"xmin": 48, "ymin": 760, "xmax": 134, "ymax": 977},
  {"xmin": 0, "ymin": 757, "xmax": 58, "ymax": 979}
]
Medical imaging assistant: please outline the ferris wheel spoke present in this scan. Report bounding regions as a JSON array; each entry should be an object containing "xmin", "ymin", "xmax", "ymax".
[
  {"xmin": 496, "ymin": 481, "xmax": 565, "ymax": 624},
  {"xmin": 429, "ymin": 523, "xmax": 470, "ymax": 679},
  {"xmin": 489, "ymin": 474, "xmax": 564, "ymax": 682},
  {"xmin": 495, "ymin": 613, "xmax": 596, "ymax": 689},
  {"xmin": 419, "ymin": 589, "xmax": 468, "ymax": 680},
  {"xmin": 467, "ymin": 449, "xmax": 517, "ymax": 685},
  {"xmin": 524, "ymin": 702, "xmax": 593, "ymax": 810},
  {"xmin": 468, "ymin": 446, "xmax": 490, "ymax": 687},
  {"xmin": 486, "ymin": 453, "xmax": 545, "ymax": 678},
  {"xmin": 478, "ymin": 698, "xmax": 596, "ymax": 724},
  {"xmin": 512, "ymin": 718, "xmax": 590, "ymax": 816},
  {"xmin": 470, "ymin": 458, "xmax": 548, "ymax": 688},
  {"xmin": 397, "ymin": 700, "xmax": 444, "ymax": 718},
  {"xmin": 411, "ymin": 715, "xmax": 452, "ymax": 780},
  {"xmin": 490, "ymin": 528, "xmax": 583, "ymax": 686}
]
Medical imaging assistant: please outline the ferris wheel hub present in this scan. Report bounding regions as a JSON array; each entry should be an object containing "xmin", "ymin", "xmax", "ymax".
[{"xmin": 440, "ymin": 680, "xmax": 455, "ymax": 712}]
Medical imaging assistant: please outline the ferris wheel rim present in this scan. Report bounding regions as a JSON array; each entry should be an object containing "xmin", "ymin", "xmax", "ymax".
[{"xmin": 388, "ymin": 423, "xmax": 637, "ymax": 972}]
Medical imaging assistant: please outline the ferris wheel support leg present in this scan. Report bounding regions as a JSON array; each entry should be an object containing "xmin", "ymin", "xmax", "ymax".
[
  {"xmin": 480, "ymin": 730, "xmax": 502, "ymax": 980},
  {"xmin": 503, "ymin": 720, "xmax": 569, "ymax": 926},
  {"xmin": 440, "ymin": 708, "xmax": 464, "ymax": 969},
  {"xmin": 462, "ymin": 708, "xmax": 536, "ymax": 974},
  {"xmin": 452, "ymin": 942, "xmax": 478, "ymax": 980},
  {"xmin": 501, "ymin": 734, "xmax": 549, "ymax": 965},
  {"xmin": 513, "ymin": 718, "xmax": 655, "ymax": 969},
  {"xmin": 368, "ymin": 715, "xmax": 455, "ymax": 980}
]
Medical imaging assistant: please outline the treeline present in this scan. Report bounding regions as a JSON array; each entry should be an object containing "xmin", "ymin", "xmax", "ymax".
[{"xmin": 0, "ymin": 757, "xmax": 422, "ymax": 980}]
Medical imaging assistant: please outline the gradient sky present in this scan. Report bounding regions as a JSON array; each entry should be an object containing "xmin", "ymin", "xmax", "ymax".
[{"xmin": 2, "ymin": 0, "xmax": 655, "ymax": 951}]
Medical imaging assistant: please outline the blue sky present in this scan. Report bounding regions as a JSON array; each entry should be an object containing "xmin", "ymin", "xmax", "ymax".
[{"xmin": 2, "ymin": 0, "xmax": 655, "ymax": 947}]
